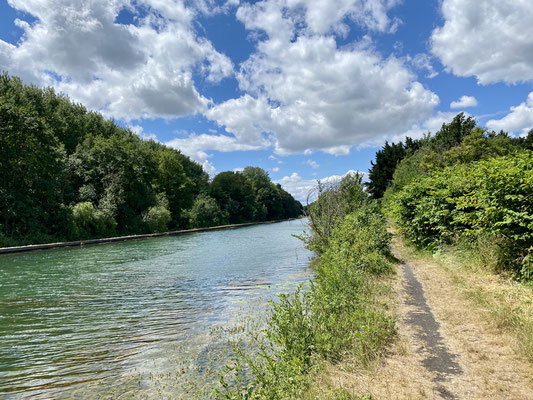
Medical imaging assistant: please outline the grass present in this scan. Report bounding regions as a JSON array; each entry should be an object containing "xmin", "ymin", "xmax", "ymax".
[
  {"xmin": 214, "ymin": 206, "xmax": 397, "ymax": 399},
  {"xmin": 394, "ymin": 230, "xmax": 533, "ymax": 365}
]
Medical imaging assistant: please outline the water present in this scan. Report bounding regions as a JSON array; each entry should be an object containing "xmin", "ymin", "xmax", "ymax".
[{"xmin": 0, "ymin": 219, "xmax": 314, "ymax": 399}]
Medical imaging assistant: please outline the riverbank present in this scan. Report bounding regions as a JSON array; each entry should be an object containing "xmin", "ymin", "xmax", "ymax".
[
  {"xmin": 0, "ymin": 218, "xmax": 299, "ymax": 254},
  {"xmin": 216, "ymin": 201, "xmax": 397, "ymax": 399}
]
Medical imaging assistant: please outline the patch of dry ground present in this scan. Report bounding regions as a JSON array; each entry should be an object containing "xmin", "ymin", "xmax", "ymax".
[{"xmin": 307, "ymin": 235, "xmax": 533, "ymax": 399}]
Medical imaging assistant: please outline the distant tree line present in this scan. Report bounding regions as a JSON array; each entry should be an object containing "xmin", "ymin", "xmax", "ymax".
[{"xmin": 0, "ymin": 73, "xmax": 302, "ymax": 246}]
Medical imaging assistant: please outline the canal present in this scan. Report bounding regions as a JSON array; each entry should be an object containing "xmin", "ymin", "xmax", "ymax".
[{"xmin": 0, "ymin": 219, "xmax": 313, "ymax": 398}]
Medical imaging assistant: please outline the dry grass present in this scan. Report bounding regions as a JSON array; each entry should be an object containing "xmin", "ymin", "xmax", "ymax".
[
  {"xmin": 392, "ymin": 234, "xmax": 533, "ymax": 399},
  {"xmin": 303, "ymin": 232, "xmax": 533, "ymax": 399},
  {"xmin": 406, "ymin": 237, "xmax": 533, "ymax": 365}
]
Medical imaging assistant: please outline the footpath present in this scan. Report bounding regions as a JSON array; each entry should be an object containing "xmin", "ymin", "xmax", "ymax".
[
  {"xmin": 367, "ymin": 236, "xmax": 533, "ymax": 399},
  {"xmin": 315, "ymin": 233, "xmax": 533, "ymax": 399}
]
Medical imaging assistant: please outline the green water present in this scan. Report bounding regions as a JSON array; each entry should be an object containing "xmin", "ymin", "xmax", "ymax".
[{"xmin": 0, "ymin": 219, "xmax": 313, "ymax": 399}]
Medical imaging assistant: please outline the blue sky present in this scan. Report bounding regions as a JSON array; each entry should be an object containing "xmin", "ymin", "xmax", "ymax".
[{"xmin": 1, "ymin": 0, "xmax": 533, "ymax": 201}]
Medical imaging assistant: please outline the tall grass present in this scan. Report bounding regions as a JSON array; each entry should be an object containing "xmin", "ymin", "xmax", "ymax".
[
  {"xmin": 434, "ymin": 238, "xmax": 533, "ymax": 364},
  {"xmin": 215, "ymin": 203, "xmax": 396, "ymax": 399}
]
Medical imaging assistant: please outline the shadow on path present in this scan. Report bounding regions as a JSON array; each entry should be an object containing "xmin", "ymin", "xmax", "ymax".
[{"xmin": 402, "ymin": 262, "xmax": 463, "ymax": 399}]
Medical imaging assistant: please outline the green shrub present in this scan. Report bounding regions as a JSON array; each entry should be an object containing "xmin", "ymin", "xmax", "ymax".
[
  {"xmin": 387, "ymin": 151, "xmax": 533, "ymax": 279},
  {"xmin": 186, "ymin": 194, "xmax": 229, "ymax": 228},
  {"xmin": 304, "ymin": 173, "xmax": 369, "ymax": 254},
  {"xmin": 216, "ymin": 204, "xmax": 395, "ymax": 399},
  {"xmin": 142, "ymin": 205, "xmax": 171, "ymax": 233},
  {"xmin": 71, "ymin": 201, "xmax": 117, "ymax": 238}
]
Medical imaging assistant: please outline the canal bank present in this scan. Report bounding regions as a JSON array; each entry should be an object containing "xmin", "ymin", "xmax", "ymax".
[{"xmin": 0, "ymin": 218, "xmax": 300, "ymax": 254}]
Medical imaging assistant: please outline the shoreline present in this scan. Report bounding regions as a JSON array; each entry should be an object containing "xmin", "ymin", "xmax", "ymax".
[{"xmin": 0, "ymin": 218, "xmax": 302, "ymax": 255}]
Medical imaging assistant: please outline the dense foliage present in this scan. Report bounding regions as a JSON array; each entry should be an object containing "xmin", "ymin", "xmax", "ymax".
[
  {"xmin": 379, "ymin": 113, "xmax": 533, "ymax": 279},
  {"xmin": 217, "ymin": 176, "xmax": 395, "ymax": 399},
  {"xmin": 366, "ymin": 137, "xmax": 422, "ymax": 199},
  {"xmin": 0, "ymin": 73, "xmax": 301, "ymax": 246}
]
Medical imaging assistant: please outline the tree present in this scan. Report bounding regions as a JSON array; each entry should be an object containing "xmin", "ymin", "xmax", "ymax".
[
  {"xmin": 154, "ymin": 149, "xmax": 194, "ymax": 228},
  {"xmin": 0, "ymin": 84, "xmax": 66, "ymax": 238},
  {"xmin": 186, "ymin": 194, "xmax": 229, "ymax": 228},
  {"xmin": 431, "ymin": 112, "xmax": 476, "ymax": 151},
  {"xmin": 367, "ymin": 141, "xmax": 406, "ymax": 199},
  {"xmin": 210, "ymin": 171, "xmax": 257, "ymax": 223}
]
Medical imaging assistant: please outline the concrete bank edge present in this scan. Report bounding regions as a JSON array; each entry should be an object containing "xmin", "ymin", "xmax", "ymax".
[{"xmin": 0, "ymin": 218, "xmax": 301, "ymax": 255}]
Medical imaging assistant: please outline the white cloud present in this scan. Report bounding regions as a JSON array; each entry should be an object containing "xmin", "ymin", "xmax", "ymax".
[
  {"xmin": 306, "ymin": 160, "xmax": 320, "ymax": 169},
  {"xmin": 166, "ymin": 132, "xmax": 264, "ymax": 157},
  {"xmin": 166, "ymin": 132, "xmax": 266, "ymax": 176},
  {"xmin": 360, "ymin": 111, "xmax": 459, "ymax": 147},
  {"xmin": 450, "ymin": 95, "xmax": 478, "ymax": 109},
  {"xmin": 0, "ymin": 0, "xmax": 233, "ymax": 121},
  {"xmin": 432, "ymin": 0, "xmax": 533, "ymax": 84},
  {"xmin": 129, "ymin": 124, "xmax": 157, "ymax": 141},
  {"xmin": 275, "ymin": 170, "xmax": 364, "ymax": 203},
  {"xmin": 207, "ymin": 4, "xmax": 439, "ymax": 155},
  {"xmin": 237, "ymin": 0, "xmax": 401, "ymax": 38},
  {"xmin": 486, "ymin": 93, "xmax": 533, "ymax": 135},
  {"xmin": 205, "ymin": 94, "xmax": 275, "ymax": 147},
  {"xmin": 272, "ymin": 167, "xmax": 280, "ymax": 172},
  {"xmin": 409, "ymin": 53, "xmax": 438, "ymax": 79}
]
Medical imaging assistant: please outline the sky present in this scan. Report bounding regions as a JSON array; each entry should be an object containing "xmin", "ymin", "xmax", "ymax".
[{"xmin": 1, "ymin": 0, "xmax": 533, "ymax": 202}]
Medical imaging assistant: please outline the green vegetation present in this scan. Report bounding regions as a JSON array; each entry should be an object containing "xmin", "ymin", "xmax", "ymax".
[
  {"xmin": 0, "ymin": 73, "xmax": 302, "ymax": 246},
  {"xmin": 216, "ymin": 174, "xmax": 396, "ymax": 399},
  {"xmin": 367, "ymin": 113, "xmax": 533, "ymax": 280}
]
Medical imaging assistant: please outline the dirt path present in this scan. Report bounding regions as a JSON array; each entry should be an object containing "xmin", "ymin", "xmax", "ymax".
[
  {"xmin": 316, "ymin": 238, "xmax": 533, "ymax": 399},
  {"xmin": 385, "ymin": 240, "xmax": 533, "ymax": 399},
  {"xmin": 402, "ymin": 262, "xmax": 462, "ymax": 399}
]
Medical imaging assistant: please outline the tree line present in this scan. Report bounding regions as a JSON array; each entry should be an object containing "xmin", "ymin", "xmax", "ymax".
[
  {"xmin": 367, "ymin": 113, "xmax": 533, "ymax": 279},
  {"xmin": 0, "ymin": 73, "xmax": 302, "ymax": 246}
]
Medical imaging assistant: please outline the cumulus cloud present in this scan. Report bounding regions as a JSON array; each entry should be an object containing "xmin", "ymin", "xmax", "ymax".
[
  {"xmin": 272, "ymin": 167, "xmax": 280, "ymax": 172},
  {"xmin": 486, "ymin": 93, "xmax": 533, "ymax": 135},
  {"xmin": 360, "ymin": 111, "xmax": 459, "ymax": 148},
  {"xmin": 206, "ymin": 1, "xmax": 438, "ymax": 155},
  {"xmin": 450, "ymin": 95, "xmax": 478, "ymax": 109},
  {"xmin": 1, "ymin": 0, "xmax": 233, "ymax": 121},
  {"xmin": 165, "ymin": 132, "xmax": 264, "ymax": 176},
  {"xmin": 306, "ymin": 160, "xmax": 320, "ymax": 169},
  {"xmin": 409, "ymin": 53, "xmax": 438, "ymax": 79},
  {"xmin": 275, "ymin": 170, "xmax": 365, "ymax": 203},
  {"xmin": 432, "ymin": 0, "xmax": 533, "ymax": 84}
]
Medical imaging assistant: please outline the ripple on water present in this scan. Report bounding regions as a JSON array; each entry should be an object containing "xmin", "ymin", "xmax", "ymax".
[{"xmin": 0, "ymin": 219, "xmax": 314, "ymax": 398}]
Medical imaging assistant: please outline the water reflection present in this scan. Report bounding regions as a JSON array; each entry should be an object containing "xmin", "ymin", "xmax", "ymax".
[{"xmin": 0, "ymin": 219, "xmax": 313, "ymax": 398}]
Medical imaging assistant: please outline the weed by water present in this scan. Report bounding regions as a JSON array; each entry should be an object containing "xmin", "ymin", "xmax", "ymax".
[{"xmin": 214, "ymin": 205, "xmax": 396, "ymax": 399}]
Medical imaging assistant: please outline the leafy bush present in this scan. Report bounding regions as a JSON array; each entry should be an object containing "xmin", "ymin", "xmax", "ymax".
[
  {"xmin": 304, "ymin": 173, "xmax": 369, "ymax": 254},
  {"xmin": 71, "ymin": 202, "xmax": 117, "ymax": 238},
  {"xmin": 186, "ymin": 194, "xmax": 229, "ymax": 228},
  {"xmin": 387, "ymin": 151, "xmax": 533, "ymax": 279},
  {"xmin": 143, "ymin": 205, "xmax": 171, "ymax": 233}
]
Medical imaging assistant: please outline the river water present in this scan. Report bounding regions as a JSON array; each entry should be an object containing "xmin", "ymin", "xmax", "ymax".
[{"xmin": 0, "ymin": 219, "xmax": 313, "ymax": 399}]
